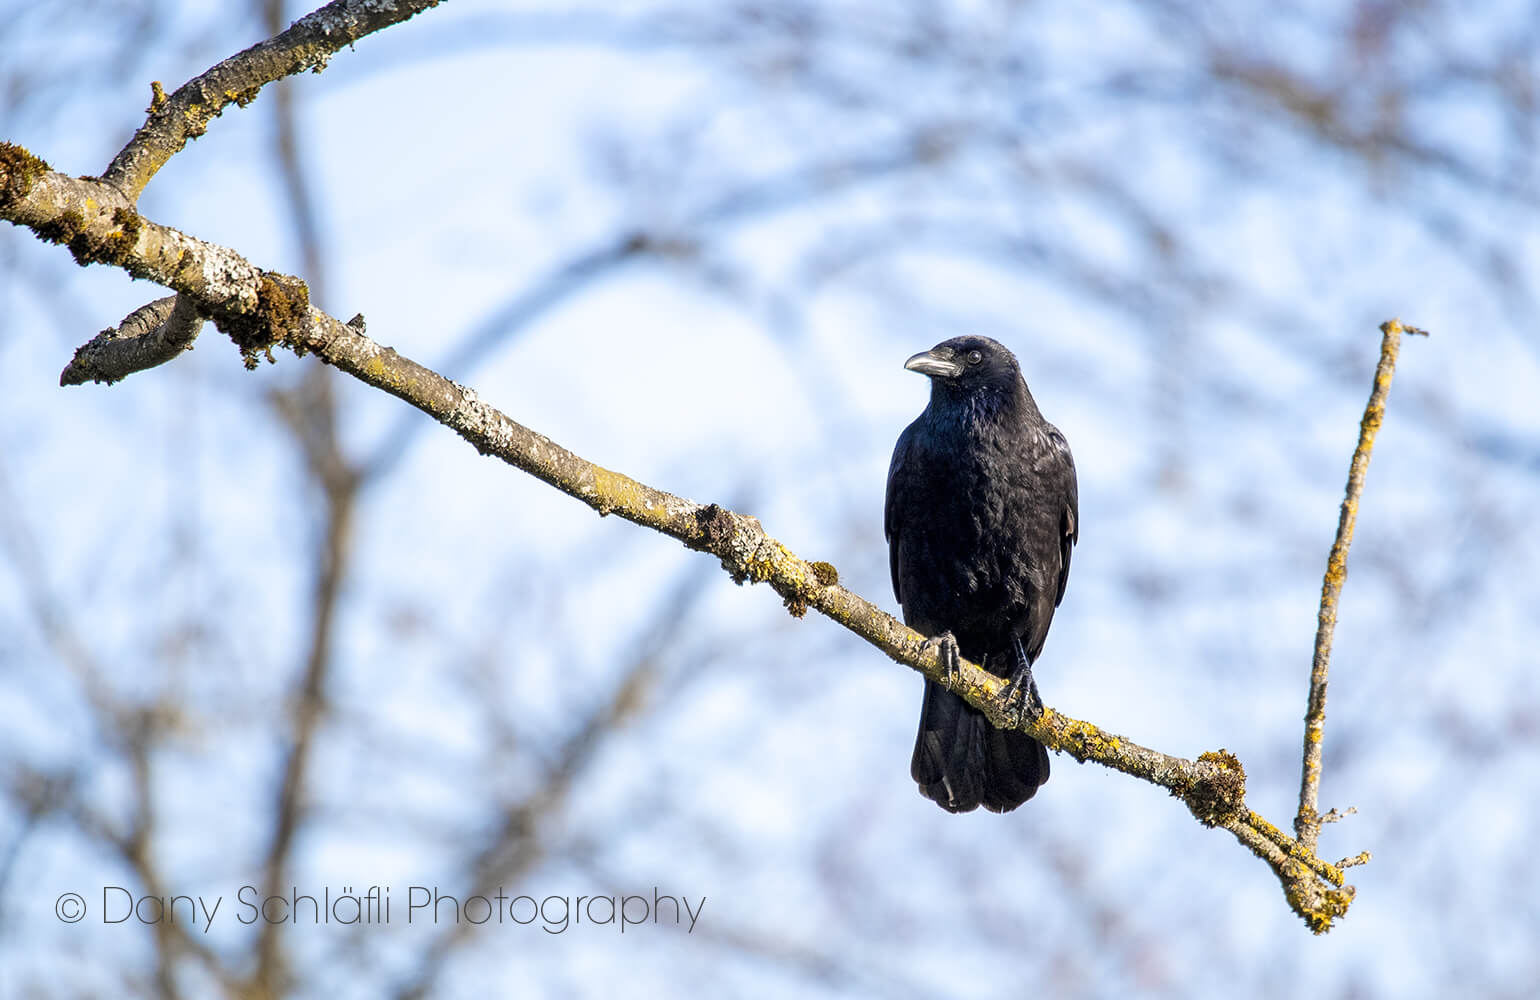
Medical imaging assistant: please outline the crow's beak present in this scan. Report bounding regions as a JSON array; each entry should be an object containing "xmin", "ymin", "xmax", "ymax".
[{"xmin": 904, "ymin": 348, "xmax": 962, "ymax": 379}]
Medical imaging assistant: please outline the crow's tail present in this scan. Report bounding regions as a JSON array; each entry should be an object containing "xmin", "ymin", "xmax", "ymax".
[{"xmin": 910, "ymin": 680, "xmax": 1048, "ymax": 813}]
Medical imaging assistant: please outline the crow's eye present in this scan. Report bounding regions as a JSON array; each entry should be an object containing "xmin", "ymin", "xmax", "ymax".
[{"xmin": 967, "ymin": 350, "xmax": 983, "ymax": 365}]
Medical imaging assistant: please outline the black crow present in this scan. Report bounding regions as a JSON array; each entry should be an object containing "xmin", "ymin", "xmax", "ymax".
[{"xmin": 885, "ymin": 335, "xmax": 1078, "ymax": 813}]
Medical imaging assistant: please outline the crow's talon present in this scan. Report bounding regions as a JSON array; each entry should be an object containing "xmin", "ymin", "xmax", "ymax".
[
  {"xmin": 1021, "ymin": 679, "xmax": 1045, "ymax": 721},
  {"xmin": 1000, "ymin": 681, "xmax": 1027, "ymax": 729},
  {"xmin": 1001, "ymin": 637, "xmax": 1043, "ymax": 728},
  {"xmin": 924, "ymin": 631, "xmax": 962, "ymax": 690}
]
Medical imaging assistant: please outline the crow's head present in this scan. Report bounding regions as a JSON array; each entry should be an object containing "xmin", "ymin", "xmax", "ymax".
[{"xmin": 904, "ymin": 335, "xmax": 1023, "ymax": 403}]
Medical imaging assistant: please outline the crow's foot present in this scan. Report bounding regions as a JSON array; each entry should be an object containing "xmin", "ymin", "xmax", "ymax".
[
  {"xmin": 924, "ymin": 631, "xmax": 962, "ymax": 690},
  {"xmin": 1001, "ymin": 637, "xmax": 1045, "ymax": 729}
]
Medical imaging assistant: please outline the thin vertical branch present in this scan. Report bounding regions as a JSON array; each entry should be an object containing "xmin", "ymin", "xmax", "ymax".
[{"xmin": 1295, "ymin": 319, "xmax": 1428, "ymax": 852}]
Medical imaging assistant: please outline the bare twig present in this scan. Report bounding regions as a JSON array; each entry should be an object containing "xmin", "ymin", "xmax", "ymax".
[
  {"xmin": 101, "ymin": 0, "xmax": 445, "ymax": 201},
  {"xmin": 59, "ymin": 294, "xmax": 204, "ymax": 385},
  {"xmin": 1295, "ymin": 319, "xmax": 1427, "ymax": 855}
]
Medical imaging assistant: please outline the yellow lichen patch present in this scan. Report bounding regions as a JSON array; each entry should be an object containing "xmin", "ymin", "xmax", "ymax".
[
  {"xmin": 589, "ymin": 465, "xmax": 650, "ymax": 520},
  {"xmin": 1197, "ymin": 749, "xmax": 1246, "ymax": 779},
  {"xmin": 226, "ymin": 85, "xmax": 264, "ymax": 108},
  {"xmin": 1245, "ymin": 810, "xmax": 1287, "ymax": 848},
  {"xmin": 183, "ymin": 103, "xmax": 210, "ymax": 138},
  {"xmin": 1284, "ymin": 867, "xmax": 1354, "ymax": 935},
  {"xmin": 752, "ymin": 540, "xmax": 796, "ymax": 583},
  {"xmin": 360, "ymin": 353, "xmax": 403, "ymax": 391},
  {"xmin": 1053, "ymin": 715, "xmax": 1122, "ymax": 763}
]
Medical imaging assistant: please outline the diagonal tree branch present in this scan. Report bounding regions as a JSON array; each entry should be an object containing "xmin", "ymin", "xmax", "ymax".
[
  {"xmin": 0, "ymin": 141, "xmax": 1383, "ymax": 930},
  {"xmin": 1295, "ymin": 319, "xmax": 1428, "ymax": 854},
  {"xmin": 101, "ymin": 0, "xmax": 445, "ymax": 201}
]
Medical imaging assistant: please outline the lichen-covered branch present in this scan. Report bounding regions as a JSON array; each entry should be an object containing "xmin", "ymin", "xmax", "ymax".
[
  {"xmin": 4, "ymin": 131, "xmax": 1376, "ymax": 932},
  {"xmin": 1294, "ymin": 319, "xmax": 1427, "ymax": 856},
  {"xmin": 102, "ymin": 0, "xmax": 444, "ymax": 201},
  {"xmin": 1, "ymin": 146, "xmax": 262, "ymax": 300}
]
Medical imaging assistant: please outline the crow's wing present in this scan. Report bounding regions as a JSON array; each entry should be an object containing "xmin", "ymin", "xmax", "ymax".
[{"xmin": 884, "ymin": 419, "xmax": 921, "ymax": 608}]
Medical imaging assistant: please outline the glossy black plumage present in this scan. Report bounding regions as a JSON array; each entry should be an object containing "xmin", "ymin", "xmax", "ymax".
[{"xmin": 885, "ymin": 336, "xmax": 1078, "ymax": 813}]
